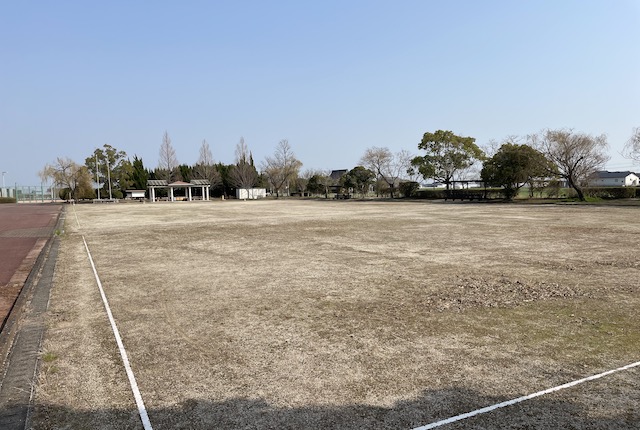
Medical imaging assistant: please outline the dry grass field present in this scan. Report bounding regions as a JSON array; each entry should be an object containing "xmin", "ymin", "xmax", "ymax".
[{"xmin": 31, "ymin": 200, "xmax": 640, "ymax": 429}]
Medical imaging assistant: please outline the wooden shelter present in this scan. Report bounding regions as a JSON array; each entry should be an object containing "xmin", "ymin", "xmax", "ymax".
[{"xmin": 147, "ymin": 179, "xmax": 211, "ymax": 202}]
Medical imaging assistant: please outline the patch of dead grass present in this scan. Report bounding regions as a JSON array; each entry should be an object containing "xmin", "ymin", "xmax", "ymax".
[{"xmin": 31, "ymin": 201, "xmax": 640, "ymax": 429}]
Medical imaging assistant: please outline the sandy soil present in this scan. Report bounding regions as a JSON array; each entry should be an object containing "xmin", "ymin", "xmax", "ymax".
[{"xmin": 31, "ymin": 200, "xmax": 640, "ymax": 429}]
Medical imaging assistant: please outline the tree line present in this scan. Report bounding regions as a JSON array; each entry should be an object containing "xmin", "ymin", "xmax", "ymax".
[{"xmin": 40, "ymin": 127, "xmax": 639, "ymax": 202}]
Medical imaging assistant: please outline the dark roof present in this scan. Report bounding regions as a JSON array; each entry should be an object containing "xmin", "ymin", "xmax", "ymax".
[
  {"xmin": 594, "ymin": 171, "xmax": 638, "ymax": 179},
  {"xmin": 330, "ymin": 170, "xmax": 348, "ymax": 180}
]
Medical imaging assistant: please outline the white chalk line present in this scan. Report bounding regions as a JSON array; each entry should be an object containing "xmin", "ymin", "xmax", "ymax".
[
  {"xmin": 74, "ymin": 204, "xmax": 153, "ymax": 430},
  {"xmin": 413, "ymin": 360, "xmax": 640, "ymax": 429},
  {"xmin": 72, "ymin": 202, "xmax": 80, "ymax": 228}
]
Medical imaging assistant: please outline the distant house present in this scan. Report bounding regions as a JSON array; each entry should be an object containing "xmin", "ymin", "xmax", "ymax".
[
  {"xmin": 589, "ymin": 171, "xmax": 639, "ymax": 187},
  {"xmin": 329, "ymin": 170, "xmax": 348, "ymax": 181}
]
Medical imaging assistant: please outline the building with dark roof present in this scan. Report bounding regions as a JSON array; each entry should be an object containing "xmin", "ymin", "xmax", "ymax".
[{"xmin": 589, "ymin": 171, "xmax": 639, "ymax": 187}]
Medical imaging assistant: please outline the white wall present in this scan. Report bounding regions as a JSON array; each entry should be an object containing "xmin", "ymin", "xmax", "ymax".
[
  {"xmin": 591, "ymin": 174, "xmax": 639, "ymax": 187},
  {"xmin": 236, "ymin": 188, "xmax": 267, "ymax": 200},
  {"xmin": 0, "ymin": 187, "xmax": 14, "ymax": 198}
]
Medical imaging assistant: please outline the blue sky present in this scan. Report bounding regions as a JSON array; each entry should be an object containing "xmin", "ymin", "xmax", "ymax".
[{"xmin": 1, "ymin": 0, "xmax": 639, "ymax": 186}]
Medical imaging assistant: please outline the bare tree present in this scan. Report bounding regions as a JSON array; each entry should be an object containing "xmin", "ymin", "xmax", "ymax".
[
  {"xmin": 531, "ymin": 129, "xmax": 609, "ymax": 201},
  {"xmin": 261, "ymin": 139, "xmax": 303, "ymax": 198},
  {"xmin": 622, "ymin": 127, "xmax": 640, "ymax": 163},
  {"xmin": 360, "ymin": 147, "xmax": 413, "ymax": 198},
  {"xmin": 158, "ymin": 131, "xmax": 179, "ymax": 181},
  {"xmin": 230, "ymin": 137, "xmax": 258, "ymax": 198},
  {"xmin": 193, "ymin": 139, "xmax": 222, "ymax": 189},
  {"xmin": 40, "ymin": 157, "xmax": 93, "ymax": 201}
]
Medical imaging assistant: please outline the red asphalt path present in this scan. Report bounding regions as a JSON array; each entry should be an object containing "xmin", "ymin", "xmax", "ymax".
[{"xmin": 0, "ymin": 203, "xmax": 62, "ymax": 328}]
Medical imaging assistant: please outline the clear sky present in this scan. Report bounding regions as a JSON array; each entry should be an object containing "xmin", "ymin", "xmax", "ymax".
[{"xmin": 1, "ymin": 0, "xmax": 639, "ymax": 186}]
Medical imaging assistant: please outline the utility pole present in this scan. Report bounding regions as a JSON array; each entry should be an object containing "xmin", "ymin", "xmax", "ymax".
[{"xmin": 1, "ymin": 171, "xmax": 5, "ymax": 198}]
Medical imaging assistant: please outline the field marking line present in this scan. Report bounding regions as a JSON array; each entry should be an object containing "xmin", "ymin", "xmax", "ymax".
[
  {"xmin": 72, "ymin": 202, "xmax": 80, "ymax": 228},
  {"xmin": 412, "ymin": 360, "xmax": 640, "ymax": 429},
  {"xmin": 82, "ymin": 236, "xmax": 154, "ymax": 430}
]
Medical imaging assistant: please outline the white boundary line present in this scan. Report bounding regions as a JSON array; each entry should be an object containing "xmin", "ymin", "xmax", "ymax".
[
  {"xmin": 413, "ymin": 360, "xmax": 640, "ymax": 429},
  {"xmin": 73, "ymin": 205, "xmax": 153, "ymax": 430},
  {"xmin": 70, "ymin": 204, "xmax": 637, "ymax": 430},
  {"xmin": 72, "ymin": 202, "xmax": 81, "ymax": 229}
]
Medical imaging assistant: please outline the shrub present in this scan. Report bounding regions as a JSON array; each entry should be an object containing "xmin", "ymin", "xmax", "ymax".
[
  {"xmin": 544, "ymin": 179, "xmax": 562, "ymax": 198},
  {"xmin": 399, "ymin": 181, "xmax": 420, "ymax": 198},
  {"xmin": 0, "ymin": 197, "xmax": 17, "ymax": 204},
  {"xmin": 583, "ymin": 187, "xmax": 637, "ymax": 199},
  {"xmin": 414, "ymin": 188, "xmax": 506, "ymax": 200},
  {"xmin": 414, "ymin": 189, "xmax": 446, "ymax": 199}
]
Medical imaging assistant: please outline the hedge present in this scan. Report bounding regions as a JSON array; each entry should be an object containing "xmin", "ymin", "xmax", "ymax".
[
  {"xmin": 583, "ymin": 187, "xmax": 637, "ymax": 199},
  {"xmin": 0, "ymin": 197, "xmax": 17, "ymax": 204},
  {"xmin": 414, "ymin": 188, "xmax": 506, "ymax": 200}
]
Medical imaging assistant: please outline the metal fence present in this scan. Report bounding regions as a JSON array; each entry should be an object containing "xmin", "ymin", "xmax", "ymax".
[{"xmin": 3, "ymin": 185, "xmax": 59, "ymax": 202}]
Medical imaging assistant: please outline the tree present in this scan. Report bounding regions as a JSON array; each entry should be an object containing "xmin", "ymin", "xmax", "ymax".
[
  {"xmin": 531, "ymin": 129, "xmax": 609, "ymax": 201},
  {"xmin": 230, "ymin": 137, "xmax": 258, "ymax": 197},
  {"xmin": 399, "ymin": 181, "xmax": 420, "ymax": 197},
  {"xmin": 481, "ymin": 143, "xmax": 550, "ymax": 200},
  {"xmin": 360, "ymin": 147, "xmax": 413, "ymax": 198},
  {"xmin": 84, "ymin": 144, "xmax": 132, "ymax": 199},
  {"xmin": 342, "ymin": 166, "xmax": 375, "ymax": 198},
  {"xmin": 262, "ymin": 139, "xmax": 303, "ymax": 197},
  {"xmin": 305, "ymin": 169, "xmax": 331, "ymax": 197},
  {"xmin": 622, "ymin": 127, "xmax": 640, "ymax": 163},
  {"xmin": 177, "ymin": 164, "xmax": 192, "ymax": 182},
  {"xmin": 40, "ymin": 157, "xmax": 93, "ymax": 202},
  {"xmin": 411, "ymin": 130, "xmax": 484, "ymax": 193},
  {"xmin": 130, "ymin": 155, "xmax": 149, "ymax": 190},
  {"xmin": 158, "ymin": 131, "xmax": 179, "ymax": 181},
  {"xmin": 215, "ymin": 162, "xmax": 233, "ymax": 197},
  {"xmin": 193, "ymin": 140, "xmax": 222, "ymax": 189}
]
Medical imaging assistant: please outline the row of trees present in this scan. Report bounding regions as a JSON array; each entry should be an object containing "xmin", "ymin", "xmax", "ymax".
[
  {"xmin": 480, "ymin": 129, "xmax": 611, "ymax": 201},
  {"xmin": 39, "ymin": 134, "xmax": 303, "ymax": 201},
  {"xmin": 40, "ymin": 127, "xmax": 638, "ymax": 202}
]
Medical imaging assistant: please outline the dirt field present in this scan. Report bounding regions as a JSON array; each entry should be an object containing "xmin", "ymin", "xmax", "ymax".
[{"xmin": 32, "ymin": 200, "xmax": 640, "ymax": 429}]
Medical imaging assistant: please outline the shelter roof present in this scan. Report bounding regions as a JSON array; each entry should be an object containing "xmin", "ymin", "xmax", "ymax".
[
  {"xmin": 190, "ymin": 179, "xmax": 211, "ymax": 185},
  {"xmin": 148, "ymin": 179, "xmax": 168, "ymax": 186},
  {"xmin": 147, "ymin": 179, "xmax": 212, "ymax": 188}
]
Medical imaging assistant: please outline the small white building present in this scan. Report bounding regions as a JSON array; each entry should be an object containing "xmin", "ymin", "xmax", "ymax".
[
  {"xmin": 589, "ymin": 171, "xmax": 639, "ymax": 187},
  {"xmin": 236, "ymin": 188, "xmax": 266, "ymax": 200},
  {"xmin": 125, "ymin": 190, "xmax": 146, "ymax": 199}
]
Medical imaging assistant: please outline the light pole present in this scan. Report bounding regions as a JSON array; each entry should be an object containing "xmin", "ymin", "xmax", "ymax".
[
  {"xmin": 95, "ymin": 154, "xmax": 100, "ymax": 200},
  {"xmin": 107, "ymin": 159, "xmax": 112, "ymax": 200},
  {"xmin": 1, "ymin": 171, "xmax": 5, "ymax": 198}
]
